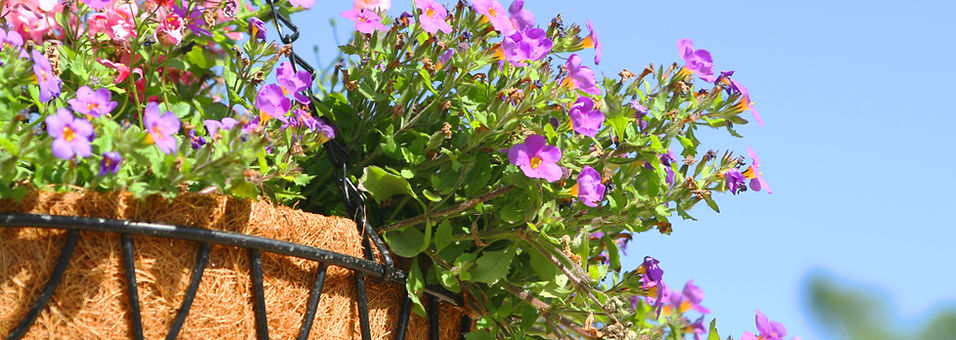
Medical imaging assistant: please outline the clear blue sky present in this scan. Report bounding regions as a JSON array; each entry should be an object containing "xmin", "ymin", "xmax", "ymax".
[{"xmin": 286, "ymin": 1, "xmax": 956, "ymax": 338}]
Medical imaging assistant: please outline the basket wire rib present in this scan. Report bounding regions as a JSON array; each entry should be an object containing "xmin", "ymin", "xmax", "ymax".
[{"xmin": 1, "ymin": 2, "xmax": 473, "ymax": 340}]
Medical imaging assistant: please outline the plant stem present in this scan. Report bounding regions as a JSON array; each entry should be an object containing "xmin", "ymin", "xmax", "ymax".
[{"xmin": 377, "ymin": 185, "xmax": 514, "ymax": 233}]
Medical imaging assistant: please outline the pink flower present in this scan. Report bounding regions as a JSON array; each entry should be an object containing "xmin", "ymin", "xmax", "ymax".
[
  {"xmin": 290, "ymin": 0, "xmax": 312, "ymax": 8},
  {"xmin": 472, "ymin": 0, "xmax": 514, "ymax": 35},
  {"xmin": 353, "ymin": 0, "xmax": 389, "ymax": 11},
  {"xmin": 276, "ymin": 61, "xmax": 312, "ymax": 104},
  {"xmin": 568, "ymin": 96, "xmax": 604, "ymax": 137},
  {"xmin": 156, "ymin": 13, "xmax": 186, "ymax": 46},
  {"xmin": 742, "ymin": 147, "xmax": 772, "ymax": 194},
  {"xmin": 563, "ymin": 54, "xmax": 601, "ymax": 96},
  {"xmin": 415, "ymin": 0, "xmax": 452, "ymax": 34},
  {"xmin": 678, "ymin": 39, "xmax": 716, "ymax": 83},
  {"xmin": 98, "ymin": 59, "xmax": 130, "ymax": 84},
  {"xmin": 68, "ymin": 86, "xmax": 118, "ymax": 118},
  {"xmin": 584, "ymin": 20, "xmax": 601, "ymax": 65},
  {"xmin": 45, "ymin": 108, "xmax": 94, "ymax": 160},
  {"xmin": 508, "ymin": 134, "xmax": 563, "ymax": 182},
  {"xmin": 143, "ymin": 102, "xmax": 181, "ymax": 155},
  {"xmin": 80, "ymin": 0, "xmax": 111, "ymax": 10},
  {"xmin": 341, "ymin": 8, "xmax": 388, "ymax": 34},
  {"xmin": 730, "ymin": 79, "xmax": 763, "ymax": 126},
  {"xmin": 501, "ymin": 28, "xmax": 552, "ymax": 67}
]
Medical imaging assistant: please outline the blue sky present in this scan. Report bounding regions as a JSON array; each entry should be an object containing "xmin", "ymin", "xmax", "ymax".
[{"xmin": 288, "ymin": 1, "xmax": 956, "ymax": 338}]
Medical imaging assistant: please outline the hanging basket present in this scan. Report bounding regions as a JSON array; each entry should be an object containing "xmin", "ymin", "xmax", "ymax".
[{"xmin": 0, "ymin": 190, "xmax": 470, "ymax": 339}]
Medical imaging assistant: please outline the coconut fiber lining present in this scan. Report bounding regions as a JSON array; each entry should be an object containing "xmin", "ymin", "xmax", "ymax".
[{"xmin": 0, "ymin": 191, "xmax": 466, "ymax": 339}]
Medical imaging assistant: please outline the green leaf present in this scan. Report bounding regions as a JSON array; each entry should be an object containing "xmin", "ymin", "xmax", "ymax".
[
  {"xmin": 384, "ymin": 226, "xmax": 428, "ymax": 257},
  {"xmin": 358, "ymin": 165, "xmax": 417, "ymax": 203},
  {"xmin": 406, "ymin": 258, "xmax": 426, "ymax": 317},
  {"xmin": 421, "ymin": 189, "xmax": 442, "ymax": 202},
  {"xmin": 704, "ymin": 194, "xmax": 720, "ymax": 213},
  {"xmin": 434, "ymin": 220, "xmax": 452, "ymax": 252},
  {"xmin": 470, "ymin": 246, "xmax": 516, "ymax": 284},
  {"xmin": 187, "ymin": 47, "xmax": 210, "ymax": 69},
  {"xmin": 708, "ymin": 319, "xmax": 720, "ymax": 340},
  {"xmin": 0, "ymin": 136, "xmax": 19, "ymax": 155}
]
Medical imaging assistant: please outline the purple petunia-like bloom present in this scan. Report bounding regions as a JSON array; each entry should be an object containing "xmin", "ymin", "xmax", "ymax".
[
  {"xmin": 668, "ymin": 280, "xmax": 710, "ymax": 315},
  {"xmin": 678, "ymin": 39, "xmax": 716, "ymax": 83},
  {"xmin": 741, "ymin": 310, "xmax": 791, "ymax": 340},
  {"xmin": 568, "ymin": 96, "xmax": 604, "ymax": 137},
  {"xmin": 144, "ymin": 102, "xmax": 181, "ymax": 155},
  {"xmin": 501, "ymin": 28, "xmax": 552, "ymax": 67},
  {"xmin": 628, "ymin": 100, "xmax": 649, "ymax": 131},
  {"xmin": 731, "ymin": 79, "xmax": 763, "ymax": 127},
  {"xmin": 724, "ymin": 168, "xmax": 746, "ymax": 194},
  {"xmin": 508, "ymin": 134, "xmax": 563, "ymax": 182},
  {"xmin": 204, "ymin": 117, "xmax": 240, "ymax": 138},
  {"xmin": 341, "ymin": 8, "xmax": 388, "ymax": 34},
  {"xmin": 99, "ymin": 151, "xmax": 122, "ymax": 176},
  {"xmin": 576, "ymin": 165, "xmax": 605, "ymax": 207},
  {"xmin": 32, "ymin": 50, "xmax": 61, "ymax": 103},
  {"xmin": 508, "ymin": 0, "xmax": 534, "ymax": 31},
  {"xmin": 68, "ymin": 86, "xmax": 118, "ymax": 119},
  {"xmin": 249, "ymin": 17, "xmax": 267, "ymax": 42},
  {"xmin": 172, "ymin": 0, "xmax": 212, "ymax": 37},
  {"xmin": 416, "ymin": 0, "xmax": 452, "ymax": 34},
  {"xmin": 563, "ymin": 54, "xmax": 601, "ymax": 96},
  {"xmin": 276, "ymin": 61, "xmax": 313, "ymax": 104},
  {"xmin": 584, "ymin": 20, "xmax": 601, "ymax": 65},
  {"xmin": 45, "ymin": 108, "xmax": 94, "ymax": 160},
  {"xmin": 256, "ymin": 84, "xmax": 291, "ymax": 124},
  {"xmin": 638, "ymin": 256, "xmax": 666, "ymax": 317},
  {"xmin": 472, "ymin": 0, "xmax": 514, "ymax": 35},
  {"xmin": 743, "ymin": 147, "xmax": 772, "ymax": 194}
]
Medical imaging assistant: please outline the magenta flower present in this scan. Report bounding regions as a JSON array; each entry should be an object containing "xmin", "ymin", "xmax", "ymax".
[
  {"xmin": 1, "ymin": 28, "xmax": 27, "ymax": 59},
  {"xmin": 575, "ymin": 165, "xmax": 605, "ymax": 207},
  {"xmin": 249, "ymin": 17, "xmax": 267, "ymax": 41},
  {"xmin": 638, "ymin": 256, "xmax": 666, "ymax": 316},
  {"xmin": 204, "ymin": 117, "xmax": 239, "ymax": 138},
  {"xmin": 628, "ymin": 100, "xmax": 649, "ymax": 131},
  {"xmin": 584, "ymin": 20, "xmax": 601, "ymax": 65},
  {"xmin": 508, "ymin": 0, "xmax": 534, "ymax": 31},
  {"xmin": 437, "ymin": 48, "xmax": 455, "ymax": 69},
  {"xmin": 472, "ymin": 0, "xmax": 514, "ymax": 35},
  {"xmin": 563, "ymin": 54, "xmax": 601, "ymax": 96},
  {"xmin": 501, "ymin": 28, "xmax": 552, "ymax": 67},
  {"xmin": 668, "ymin": 280, "xmax": 710, "ymax": 314},
  {"xmin": 677, "ymin": 39, "xmax": 716, "ymax": 82},
  {"xmin": 416, "ymin": 0, "xmax": 452, "ymax": 34},
  {"xmin": 32, "ymin": 50, "xmax": 61, "ymax": 103},
  {"xmin": 290, "ymin": 0, "xmax": 312, "ymax": 8},
  {"xmin": 68, "ymin": 86, "xmax": 117, "ymax": 119},
  {"xmin": 731, "ymin": 79, "xmax": 763, "ymax": 126},
  {"xmin": 291, "ymin": 110, "xmax": 335, "ymax": 142},
  {"xmin": 144, "ymin": 102, "xmax": 181, "ymax": 155},
  {"xmin": 724, "ymin": 168, "xmax": 746, "ymax": 194},
  {"xmin": 276, "ymin": 61, "xmax": 312, "ymax": 104},
  {"xmin": 341, "ymin": 8, "xmax": 388, "ymax": 34},
  {"xmin": 156, "ymin": 13, "xmax": 186, "ymax": 46},
  {"xmin": 79, "ymin": 0, "xmax": 110, "ymax": 10},
  {"xmin": 189, "ymin": 130, "xmax": 207, "ymax": 149},
  {"xmin": 508, "ymin": 134, "xmax": 563, "ymax": 182},
  {"xmin": 742, "ymin": 147, "xmax": 772, "ymax": 194},
  {"xmin": 255, "ymin": 84, "xmax": 291, "ymax": 124},
  {"xmin": 99, "ymin": 151, "xmax": 122, "ymax": 176},
  {"xmin": 568, "ymin": 96, "xmax": 604, "ymax": 137},
  {"xmin": 45, "ymin": 108, "xmax": 94, "ymax": 160},
  {"xmin": 741, "ymin": 310, "xmax": 788, "ymax": 340}
]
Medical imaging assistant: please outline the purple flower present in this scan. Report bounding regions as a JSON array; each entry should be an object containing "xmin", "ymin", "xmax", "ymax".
[
  {"xmin": 276, "ymin": 61, "xmax": 312, "ymax": 104},
  {"xmin": 508, "ymin": 0, "xmax": 534, "ymax": 31},
  {"xmin": 68, "ymin": 86, "xmax": 117, "ymax": 119},
  {"xmin": 79, "ymin": 0, "xmax": 110, "ymax": 10},
  {"xmin": 508, "ymin": 134, "xmax": 563, "ymax": 182},
  {"xmin": 437, "ymin": 48, "xmax": 455, "ymax": 69},
  {"xmin": 290, "ymin": 0, "xmax": 313, "ymax": 8},
  {"xmin": 638, "ymin": 256, "xmax": 665, "ymax": 316},
  {"xmin": 687, "ymin": 316, "xmax": 708, "ymax": 340},
  {"xmin": 677, "ymin": 39, "xmax": 716, "ymax": 82},
  {"xmin": 416, "ymin": 0, "xmax": 452, "ymax": 34},
  {"xmin": 204, "ymin": 117, "xmax": 239, "ymax": 138},
  {"xmin": 584, "ymin": 20, "xmax": 601, "ymax": 65},
  {"xmin": 568, "ymin": 96, "xmax": 604, "ymax": 137},
  {"xmin": 628, "ymin": 100, "xmax": 649, "ymax": 131},
  {"xmin": 249, "ymin": 17, "xmax": 267, "ymax": 41},
  {"xmin": 670, "ymin": 280, "xmax": 711, "ymax": 314},
  {"xmin": 189, "ymin": 130, "xmax": 207, "ymax": 149},
  {"xmin": 144, "ymin": 102, "xmax": 181, "ymax": 155},
  {"xmin": 724, "ymin": 168, "xmax": 746, "ymax": 194},
  {"xmin": 742, "ymin": 147, "xmax": 772, "ymax": 194},
  {"xmin": 341, "ymin": 8, "xmax": 388, "ymax": 34},
  {"xmin": 741, "ymin": 310, "xmax": 788, "ymax": 340},
  {"xmin": 99, "ymin": 151, "xmax": 122, "ymax": 176},
  {"xmin": 45, "ymin": 108, "xmax": 94, "ymax": 160},
  {"xmin": 314, "ymin": 118, "xmax": 336, "ymax": 143},
  {"xmin": 472, "ymin": 0, "xmax": 514, "ymax": 35},
  {"xmin": 32, "ymin": 50, "xmax": 61, "ymax": 103},
  {"xmin": 731, "ymin": 79, "xmax": 763, "ymax": 126},
  {"xmin": 501, "ymin": 28, "xmax": 552, "ymax": 67},
  {"xmin": 563, "ymin": 54, "xmax": 601, "ymax": 96},
  {"xmin": 172, "ymin": 0, "xmax": 212, "ymax": 37},
  {"xmin": 645, "ymin": 151, "xmax": 676, "ymax": 186},
  {"xmin": 255, "ymin": 84, "xmax": 291, "ymax": 124},
  {"xmin": 575, "ymin": 165, "xmax": 605, "ymax": 207}
]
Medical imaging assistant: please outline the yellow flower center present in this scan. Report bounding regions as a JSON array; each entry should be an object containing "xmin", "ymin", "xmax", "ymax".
[
  {"xmin": 87, "ymin": 103, "xmax": 99, "ymax": 112},
  {"xmin": 426, "ymin": 8, "xmax": 435, "ymax": 17},
  {"xmin": 282, "ymin": 86, "xmax": 289, "ymax": 96},
  {"xmin": 742, "ymin": 165, "xmax": 762, "ymax": 179},
  {"xmin": 487, "ymin": 6, "xmax": 497, "ymax": 17},
  {"xmin": 39, "ymin": 69, "xmax": 49, "ymax": 81},
  {"xmin": 63, "ymin": 126, "xmax": 75, "ymax": 142},
  {"xmin": 530, "ymin": 156, "xmax": 542, "ymax": 169}
]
